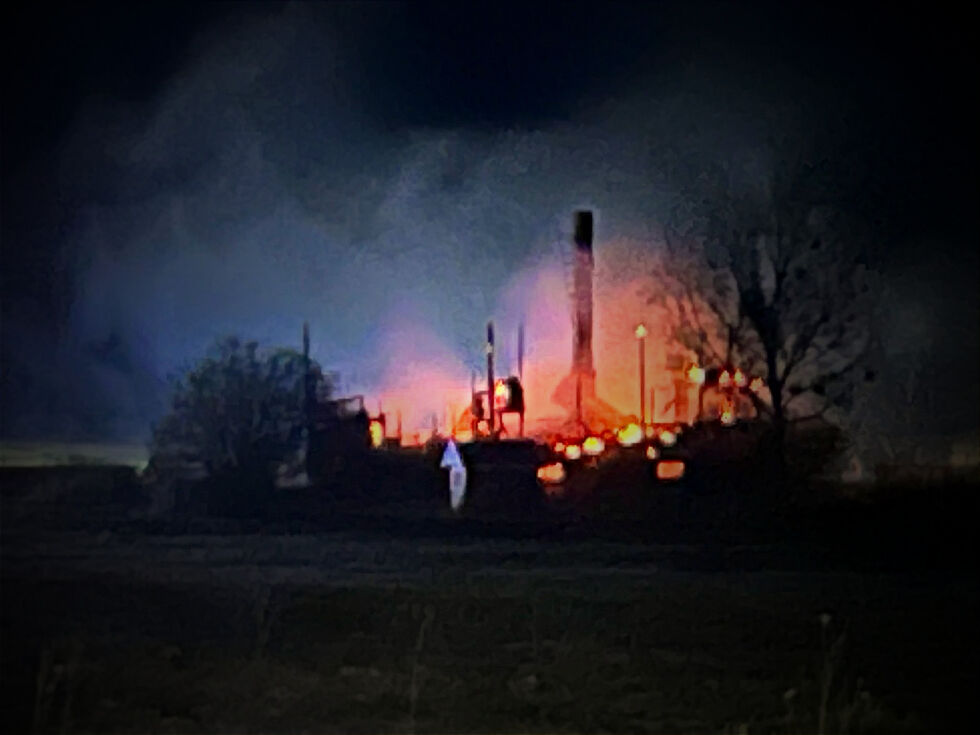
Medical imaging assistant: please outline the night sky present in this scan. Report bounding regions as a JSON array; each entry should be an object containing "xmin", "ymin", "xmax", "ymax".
[{"xmin": 1, "ymin": 2, "xmax": 977, "ymax": 443}]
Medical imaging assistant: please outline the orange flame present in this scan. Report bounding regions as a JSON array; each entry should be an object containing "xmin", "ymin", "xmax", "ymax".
[
  {"xmin": 369, "ymin": 419, "xmax": 384, "ymax": 448},
  {"xmin": 733, "ymin": 368, "xmax": 747, "ymax": 388},
  {"xmin": 720, "ymin": 397, "xmax": 736, "ymax": 426},
  {"xmin": 656, "ymin": 460, "xmax": 685, "ymax": 480},
  {"xmin": 749, "ymin": 377, "xmax": 764, "ymax": 392},
  {"xmin": 616, "ymin": 423, "xmax": 643, "ymax": 446},
  {"xmin": 564, "ymin": 444, "xmax": 582, "ymax": 460},
  {"xmin": 536, "ymin": 462, "xmax": 567, "ymax": 485},
  {"xmin": 582, "ymin": 436, "xmax": 605, "ymax": 456},
  {"xmin": 493, "ymin": 379, "xmax": 510, "ymax": 410},
  {"xmin": 646, "ymin": 445, "xmax": 658, "ymax": 460},
  {"xmin": 658, "ymin": 429, "xmax": 677, "ymax": 447},
  {"xmin": 719, "ymin": 370, "xmax": 732, "ymax": 388},
  {"xmin": 686, "ymin": 364, "xmax": 705, "ymax": 385}
]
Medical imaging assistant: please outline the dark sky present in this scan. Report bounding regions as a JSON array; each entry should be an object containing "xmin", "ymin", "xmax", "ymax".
[{"xmin": 1, "ymin": 1, "xmax": 977, "ymax": 442}]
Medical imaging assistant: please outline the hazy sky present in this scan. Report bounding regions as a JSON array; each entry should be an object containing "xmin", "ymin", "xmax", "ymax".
[{"xmin": 2, "ymin": 2, "xmax": 976, "ymax": 440}]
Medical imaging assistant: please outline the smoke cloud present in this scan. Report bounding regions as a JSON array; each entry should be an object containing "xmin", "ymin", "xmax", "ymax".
[{"xmin": 3, "ymin": 3, "xmax": 974, "ymax": 447}]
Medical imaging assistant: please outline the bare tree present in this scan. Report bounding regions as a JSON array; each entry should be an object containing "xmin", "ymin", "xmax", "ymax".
[{"xmin": 650, "ymin": 143, "xmax": 878, "ymax": 478}]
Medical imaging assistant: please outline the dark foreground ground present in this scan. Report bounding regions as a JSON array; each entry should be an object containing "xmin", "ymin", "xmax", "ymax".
[{"xmin": 2, "ymin": 465, "xmax": 978, "ymax": 734}]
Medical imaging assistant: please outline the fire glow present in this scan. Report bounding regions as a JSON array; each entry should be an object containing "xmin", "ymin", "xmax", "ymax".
[
  {"xmin": 582, "ymin": 436, "xmax": 605, "ymax": 456},
  {"xmin": 656, "ymin": 460, "xmax": 685, "ymax": 480},
  {"xmin": 536, "ymin": 462, "xmax": 566, "ymax": 485},
  {"xmin": 616, "ymin": 423, "xmax": 643, "ymax": 446},
  {"xmin": 363, "ymin": 235, "xmax": 695, "ymax": 439}
]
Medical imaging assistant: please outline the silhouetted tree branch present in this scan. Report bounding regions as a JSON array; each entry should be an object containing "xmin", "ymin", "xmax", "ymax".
[{"xmin": 650, "ymin": 141, "xmax": 879, "ymax": 480}]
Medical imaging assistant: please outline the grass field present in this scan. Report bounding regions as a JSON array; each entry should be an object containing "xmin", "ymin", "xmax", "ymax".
[
  {"xmin": 3, "ymin": 527, "xmax": 977, "ymax": 734},
  {"xmin": 1, "ymin": 465, "xmax": 977, "ymax": 734}
]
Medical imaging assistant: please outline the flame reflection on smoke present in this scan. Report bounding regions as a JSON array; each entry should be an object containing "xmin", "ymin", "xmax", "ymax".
[{"xmin": 364, "ymin": 237, "xmax": 684, "ymax": 437}]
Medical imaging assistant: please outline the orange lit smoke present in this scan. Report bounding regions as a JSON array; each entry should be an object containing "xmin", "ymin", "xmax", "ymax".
[
  {"xmin": 364, "ymin": 236, "xmax": 691, "ymax": 438},
  {"xmin": 369, "ymin": 315, "xmax": 472, "ymax": 439}
]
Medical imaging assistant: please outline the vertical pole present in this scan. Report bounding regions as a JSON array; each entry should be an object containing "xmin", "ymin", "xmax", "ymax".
[
  {"xmin": 517, "ymin": 322, "xmax": 525, "ymax": 438},
  {"xmin": 487, "ymin": 321, "xmax": 495, "ymax": 437},
  {"xmin": 517, "ymin": 323, "xmax": 525, "ymax": 383},
  {"xmin": 470, "ymin": 370, "xmax": 477, "ymax": 434},
  {"xmin": 650, "ymin": 387, "xmax": 657, "ymax": 425},
  {"xmin": 639, "ymin": 336, "xmax": 646, "ymax": 425},
  {"xmin": 302, "ymin": 322, "xmax": 312, "ymax": 425}
]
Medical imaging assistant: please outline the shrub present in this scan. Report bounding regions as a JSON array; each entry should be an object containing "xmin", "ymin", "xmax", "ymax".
[{"xmin": 149, "ymin": 337, "xmax": 326, "ymax": 514}]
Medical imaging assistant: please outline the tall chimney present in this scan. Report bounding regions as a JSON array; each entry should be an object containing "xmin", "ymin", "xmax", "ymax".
[{"xmin": 571, "ymin": 210, "xmax": 595, "ymax": 396}]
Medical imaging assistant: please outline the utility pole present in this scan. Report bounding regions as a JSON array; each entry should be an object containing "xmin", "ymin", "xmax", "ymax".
[
  {"xmin": 517, "ymin": 323, "xmax": 525, "ymax": 383},
  {"xmin": 635, "ymin": 324, "xmax": 648, "ymax": 424},
  {"xmin": 518, "ymin": 323, "xmax": 525, "ymax": 437},
  {"xmin": 486, "ymin": 321, "xmax": 495, "ymax": 437}
]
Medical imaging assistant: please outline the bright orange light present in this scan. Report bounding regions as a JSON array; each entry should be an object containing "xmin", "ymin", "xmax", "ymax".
[
  {"xmin": 719, "ymin": 370, "xmax": 732, "ymax": 388},
  {"xmin": 635, "ymin": 323, "xmax": 648, "ymax": 339},
  {"xmin": 658, "ymin": 429, "xmax": 677, "ymax": 447},
  {"xmin": 536, "ymin": 462, "xmax": 567, "ymax": 484},
  {"xmin": 646, "ymin": 445, "xmax": 658, "ymax": 460},
  {"xmin": 656, "ymin": 460, "xmax": 686, "ymax": 480},
  {"xmin": 686, "ymin": 364, "xmax": 706, "ymax": 385},
  {"xmin": 616, "ymin": 423, "xmax": 643, "ymax": 447},
  {"xmin": 455, "ymin": 429, "xmax": 474, "ymax": 443},
  {"xmin": 583, "ymin": 436, "xmax": 605, "ymax": 456},
  {"xmin": 369, "ymin": 419, "xmax": 384, "ymax": 448},
  {"xmin": 720, "ymin": 398, "xmax": 736, "ymax": 426},
  {"xmin": 564, "ymin": 444, "xmax": 582, "ymax": 460},
  {"xmin": 554, "ymin": 441, "xmax": 565, "ymax": 453},
  {"xmin": 749, "ymin": 377, "xmax": 764, "ymax": 392},
  {"xmin": 733, "ymin": 368, "xmax": 747, "ymax": 388},
  {"xmin": 493, "ymin": 379, "xmax": 510, "ymax": 410}
]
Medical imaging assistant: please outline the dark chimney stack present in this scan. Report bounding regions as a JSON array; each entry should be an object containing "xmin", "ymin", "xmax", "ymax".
[
  {"xmin": 573, "ymin": 210, "xmax": 593, "ymax": 254},
  {"xmin": 571, "ymin": 210, "xmax": 595, "ymax": 387}
]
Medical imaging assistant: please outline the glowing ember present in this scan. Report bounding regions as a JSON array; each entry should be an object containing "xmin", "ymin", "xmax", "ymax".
[
  {"xmin": 616, "ymin": 423, "xmax": 643, "ymax": 446},
  {"xmin": 720, "ymin": 398, "xmax": 736, "ymax": 426},
  {"xmin": 493, "ymin": 379, "xmax": 510, "ymax": 411},
  {"xmin": 749, "ymin": 377, "xmax": 764, "ymax": 392},
  {"xmin": 369, "ymin": 419, "xmax": 384, "ymax": 448},
  {"xmin": 582, "ymin": 436, "xmax": 605, "ymax": 456},
  {"xmin": 564, "ymin": 444, "xmax": 582, "ymax": 460},
  {"xmin": 656, "ymin": 460, "xmax": 685, "ymax": 480},
  {"xmin": 719, "ymin": 370, "xmax": 732, "ymax": 388},
  {"xmin": 646, "ymin": 445, "xmax": 658, "ymax": 460},
  {"xmin": 536, "ymin": 462, "xmax": 567, "ymax": 484},
  {"xmin": 686, "ymin": 364, "xmax": 705, "ymax": 384},
  {"xmin": 658, "ymin": 429, "xmax": 677, "ymax": 447},
  {"xmin": 554, "ymin": 441, "xmax": 565, "ymax": 453},
  {"xmin": 733, "ymin": 368, "xmax": 747, "ymax": 388}
]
